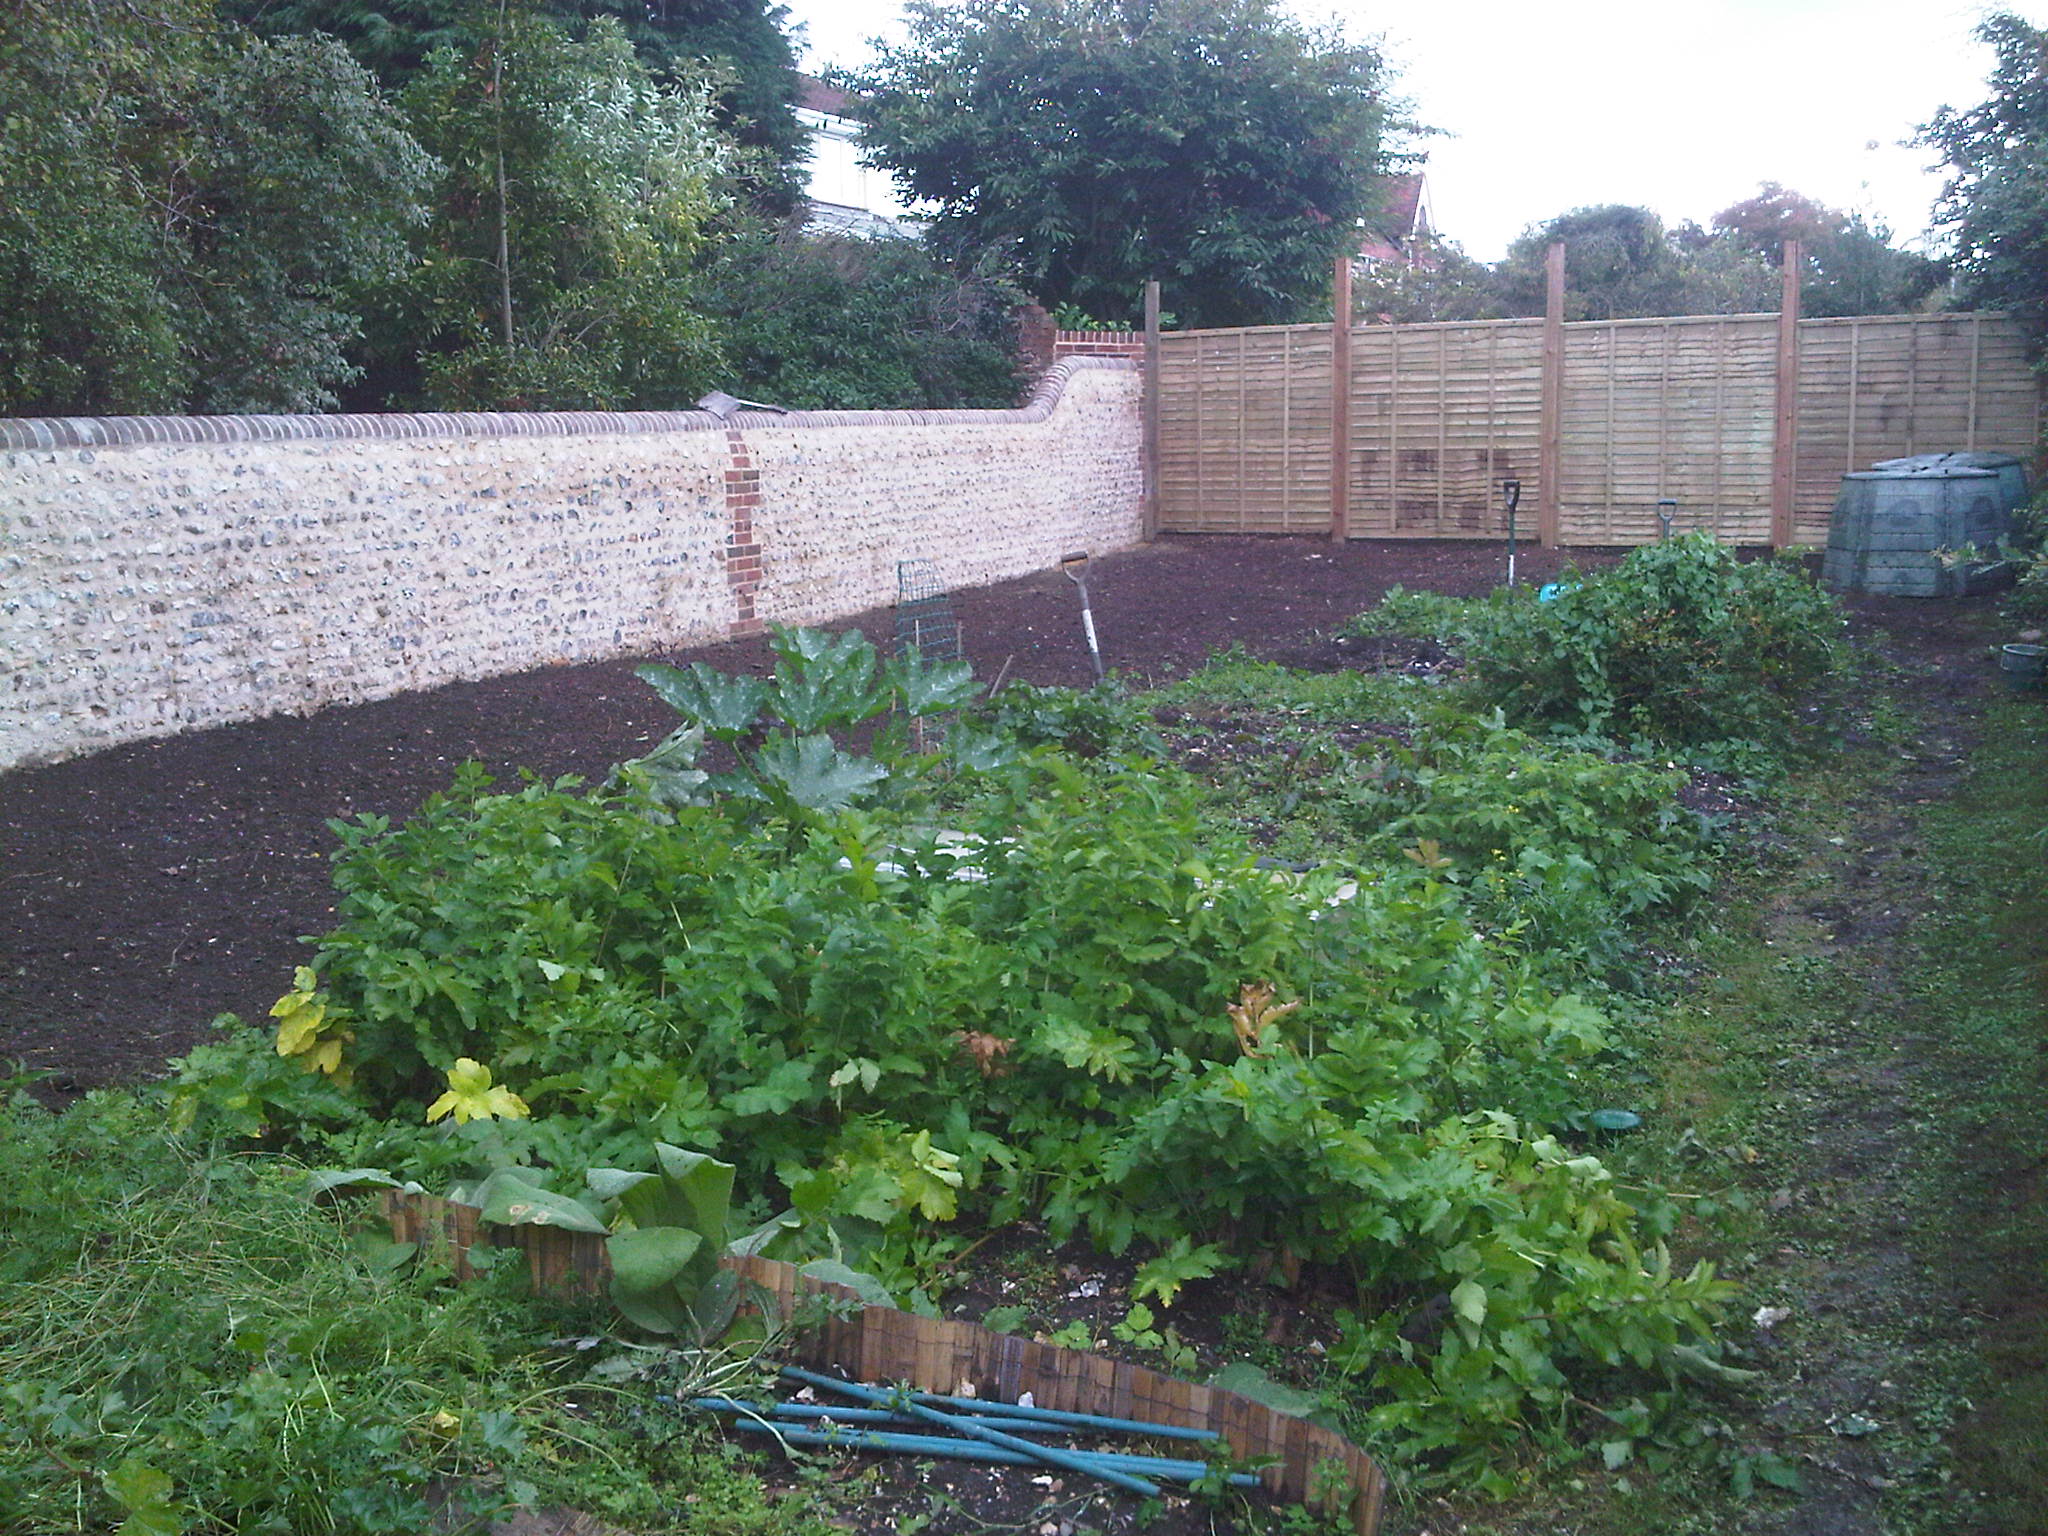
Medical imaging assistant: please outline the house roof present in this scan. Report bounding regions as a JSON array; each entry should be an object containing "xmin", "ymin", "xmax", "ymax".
[
  {"xmin": 1355, "ymin": 171, "xmax": 1434, "ymax": 263},
  {"xmin": 796, "ymin": 74, "xmax": 851, "ymax": 117},
  {"xmin": 1376, "ymin": 173, "xmax": 1426, "ymax": 238}
]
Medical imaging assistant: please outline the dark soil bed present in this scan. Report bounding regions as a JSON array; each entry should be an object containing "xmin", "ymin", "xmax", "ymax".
[
  {"xmin": 0, "ymin": 536, "xmax": 1611, "ymax": 1092},
  {"xmin": 2, "ymin": 531, "xmax": 2035, "ymax": 1536}
]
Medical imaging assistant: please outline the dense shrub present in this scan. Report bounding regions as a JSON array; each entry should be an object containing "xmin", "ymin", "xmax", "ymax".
[
  {"xmin": 1355, "ymin": 534, "xmax": 1847, "ymax": 767},
  {"xmin": 1338, "ymin": 718, "xmax": 1713, "ymax": 978},
  {"xmin": 697, "ymin": 228, "xmax": 1023, "ymax": 410},
  {"xmin": 174, "ymin": 743, "xmax": 1734, "ymax": 1475}
]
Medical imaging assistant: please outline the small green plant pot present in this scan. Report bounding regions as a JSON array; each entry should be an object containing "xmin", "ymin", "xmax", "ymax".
[{"xmin": 1998, "ymin": 643, "xmax": 2046, "ymax": 691}]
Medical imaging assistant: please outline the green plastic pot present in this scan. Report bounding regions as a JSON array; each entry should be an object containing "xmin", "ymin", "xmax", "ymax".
[{"xmin": 1999, "ymin": 643, "xmax": 2046, "ymax": 692}]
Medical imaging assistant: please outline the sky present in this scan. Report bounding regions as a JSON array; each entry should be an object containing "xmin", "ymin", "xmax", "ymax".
[{"xmin": 777, "ymin": 0, "xmax": 2048, "ymax": 261}]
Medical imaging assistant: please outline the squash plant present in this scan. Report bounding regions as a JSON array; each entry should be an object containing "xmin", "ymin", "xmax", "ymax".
[{"xmin": 629, "ymin": 624, "xmax": 988, "ymax": 817}]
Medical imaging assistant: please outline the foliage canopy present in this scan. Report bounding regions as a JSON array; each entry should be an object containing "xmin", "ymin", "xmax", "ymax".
[
  {"xmin": 851, "ymin": 0, "xmax": 1400, "ymax": 328},
  {"xmin": 1921, "ymin": 12, "xmax": 2048, "ymax": 346},
  {"xmin": 0, "ymin": 0, "xmax": 436, "ymax": 416},
  {"xmin": 384, "ymin": 12, "xmax": 727, "ymax": 409}
]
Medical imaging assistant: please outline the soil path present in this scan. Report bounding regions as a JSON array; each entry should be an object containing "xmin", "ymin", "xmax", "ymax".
[
  {"xmin": 1740, "ymin": 601, "xmax": 1996, "ymax": 1535},
  {"xmin": 0, "ymin": 536, "xmax": 1605, "ymax": 1090}
]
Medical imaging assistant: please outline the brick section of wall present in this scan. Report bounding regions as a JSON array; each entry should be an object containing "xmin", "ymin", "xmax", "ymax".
[
  {"xmin": 722, "ymin": 429, "xmax": 765, "ymax": 637},
  {"xmin": 1053, "ymin": 330, "xmax": 1145, "ymax": 360},
  {"xmin": 0, "ymin": 360, "xmax": 1141, "ymax": 770}
]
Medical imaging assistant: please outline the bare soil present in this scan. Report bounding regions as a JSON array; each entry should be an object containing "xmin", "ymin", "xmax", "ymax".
[
  {"xmin": 3, "ymin": 534, "xmax": 2038, "ymax": 1536},
  {"xmin": 0, "ymin": 536, "xmax": 1609, "ymax": 1092}
]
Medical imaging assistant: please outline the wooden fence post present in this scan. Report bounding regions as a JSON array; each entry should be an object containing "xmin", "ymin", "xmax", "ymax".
[
  {"xmin": 1142, "ymin": 279, "xmax": 1161, "ymax": 540},
  {"xmin": 1330, "ymin": 255, "xmax": 1352, "ymax": 543},
  {"xmin": 1537, "ymin": 242, "xmax": 1565, "ymax": 547},
  {"xmin": 1769, "ymin": 239, "xmax": 1803, "ymax": 549}
]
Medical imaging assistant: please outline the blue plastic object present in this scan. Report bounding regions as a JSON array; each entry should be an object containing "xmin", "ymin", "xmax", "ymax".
[{"xmin": 779, "ymin": 1367, "xmax": 1162, "ymax": 1495}]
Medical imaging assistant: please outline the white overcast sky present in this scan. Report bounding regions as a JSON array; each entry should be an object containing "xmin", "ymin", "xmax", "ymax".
[{"xmin": 778, "ymin": 0, "xmax": 2048, "ymax": 261}]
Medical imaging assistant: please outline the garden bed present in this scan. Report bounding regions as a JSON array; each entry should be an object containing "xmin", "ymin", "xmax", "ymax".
[
  {"xmin": 6, "ymin": 533, "xmax": 2041, "ymax": 1536},
  {"xmin": 0, "ymin": 536, "xmax": 1611, "ymax": 1092}
]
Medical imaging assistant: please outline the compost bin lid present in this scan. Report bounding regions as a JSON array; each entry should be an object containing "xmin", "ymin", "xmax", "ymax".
[
  {"xmin": 1844, "ymin": 466, "xmax": 1998, "ymax": 481},
  {"xmin": 1870, "ymin": 451, "xmax": 2023, "ymax": 472}
]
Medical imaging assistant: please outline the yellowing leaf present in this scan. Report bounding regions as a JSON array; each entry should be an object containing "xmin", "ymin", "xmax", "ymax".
[
  {"xmin": 426, "ymin": 1058, "xmax": 531, "ymax": 1125},
  {"xmin": 274, "ymin": 1000, "xmax": 325, "ymax": 1057},
  {"xmin": 1226, "ymin": 981, "xmax": 1300, "ymax": 1058},
  {"xmin": 1403, "ymin": 838, "xmax": 1454, "ymax": 871}
]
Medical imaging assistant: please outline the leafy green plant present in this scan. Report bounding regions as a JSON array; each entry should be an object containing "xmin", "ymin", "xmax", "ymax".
[
  {"xmin": 185, "ymin": 672, "xmax": 1763, "ymax": 1483},
  {"xmin": 970, "ymin": 679, "xmax": 1155, "ymax": 757},
  {"xmin": 1110, "ymin": 1303, "xmax": 1200, "ymax": 1375},
  {"xmin": 631, "ymin": 624, "xmax": 985, "ymax": 817},
  {"xmin": 1457, "ymin": 534, "xmax": 1848, "ymax": 765},
  {"xmin": 0, "ymin": 1086, "xmax": 832, "ymax": 1536},
  {"xmin": 1337, "ymin": 715, "xmax": 1713, "ymax": 979}
]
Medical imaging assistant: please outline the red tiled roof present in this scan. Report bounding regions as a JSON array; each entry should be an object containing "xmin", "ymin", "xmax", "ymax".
[
  {"xmin": 796, "ymin": 74, "xmax": 850, "ymax": 116},
  {"xmin": 1377, "ymin": 173, "xmax": 1425, "ymax": 236}
]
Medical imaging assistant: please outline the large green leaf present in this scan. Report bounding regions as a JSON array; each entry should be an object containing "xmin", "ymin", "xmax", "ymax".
[
  {"xmin": 798, "ymin": 1259, "xmax": 894, "ymax": 1309},
  {"xmin": 472, "ymin": 1171, "xmax": 609, "ymax": 1234},
  {"xmin": 1206, "ymin": 1362, "xmax": 1325, "ymax": 1420},
  {"xmin": 891, "ymin": 652, "xmax": 978, "ymax": 716},
  {"xmin": 631, "ymin": 723, "xmax": 711, "ymax": 808},
  {"xmin": 944, "ymin": 719, "xmax": 1019, "ymax": 772},
  {"xmin": 769, "ymin": 628, "xmax": 885, "ymax": 731},
  {"xmin": 635, "ymin": 662, "xmax": 768, "ymax": 740},
  {"xmin": 608, "ymin": 1226, "xmax": 704, "ymax": 1298},
  {"xmin": 754, "ymin": 734, "xmax": 889, "ymax": 812}
]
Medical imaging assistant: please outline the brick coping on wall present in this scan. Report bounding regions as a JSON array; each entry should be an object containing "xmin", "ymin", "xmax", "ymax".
[{"xmin": 0, "ymin": 358, "xmax": 1137, "ymax": 452}]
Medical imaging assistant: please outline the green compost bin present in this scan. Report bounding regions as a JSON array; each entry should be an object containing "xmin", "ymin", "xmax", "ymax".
[{"xmin": 1821, "ymin": 464, "xmax": 2013, "ymax": 598}]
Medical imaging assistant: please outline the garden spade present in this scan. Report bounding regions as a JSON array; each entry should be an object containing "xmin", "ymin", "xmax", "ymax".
[
  {"xmin": 1501, "ymin": 478, "xmax": 1522, "ymax": 586},
  {"xmin": 1060, "ymin": 550, "xmax": 1106, "ymax": 682}
]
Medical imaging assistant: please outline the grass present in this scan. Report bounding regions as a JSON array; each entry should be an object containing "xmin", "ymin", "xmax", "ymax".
[
  {"xmin": 11, "ymin": 598, "xmax": 2039, "ymax": 1535},
  {"xmin": 1374, "ymin": 643, "xmax": 2048, "ymax": 1533},
  {"xmin": 0, "ymin": 1087, "xmax": 836, "ymax": 1535}
]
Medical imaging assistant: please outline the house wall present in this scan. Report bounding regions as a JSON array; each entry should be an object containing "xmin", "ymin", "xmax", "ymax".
[{"xmin": 0, "ymin": 359, "xmax": 1142, "ymax": 772}]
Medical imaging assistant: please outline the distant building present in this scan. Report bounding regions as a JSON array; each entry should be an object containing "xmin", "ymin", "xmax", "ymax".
[
  {"xmin": 795, "ymin": 76, "xmax": 922, "ymax": 239},
  {"xmin": 1355, "ymin": 171, "xmax": 1435, "ymax": 267}
]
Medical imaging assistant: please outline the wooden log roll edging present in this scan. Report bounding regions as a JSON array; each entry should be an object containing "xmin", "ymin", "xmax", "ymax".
[{"xmin": 379, "ymin": 1190, "xmax": 1386, "ymax": 1534}]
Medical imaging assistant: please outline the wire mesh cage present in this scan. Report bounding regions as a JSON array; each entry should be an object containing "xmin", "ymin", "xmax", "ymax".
[{"xmin": 894, "ymin": 559, "xmax": 962, "ymax": 662}]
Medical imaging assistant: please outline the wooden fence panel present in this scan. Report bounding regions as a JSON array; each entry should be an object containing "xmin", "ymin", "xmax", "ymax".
[
  {"xmin": 1346, "ymin": 319, "xmax": 1545, "ymax": 538},
  {"xmin": 1557, "ymin": 315, "xmax": 1779, "ymax": 546},
  {"xmin": 1154, "ymin": 307, "xmax": 2038, "ymax": 544},
  {"xmin": 1793, "ymin": 313, "xmax": 2044, "ymax": 543},
  {"xmin": 1156, "ymin": 325, "xmax": 1329, "ymax": 533}
]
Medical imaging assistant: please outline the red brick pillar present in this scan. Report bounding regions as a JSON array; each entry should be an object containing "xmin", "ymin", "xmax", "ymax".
[
  {"xmin": 723, "ymin": 429, "xmax": 765, "ymax": 636},
  {"xmin": 1015, "ymin": 302, "xmax": 1056, "ymax": 380}
]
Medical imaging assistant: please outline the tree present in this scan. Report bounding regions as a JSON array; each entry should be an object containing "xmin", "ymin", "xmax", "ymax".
[
  {"xmin": 226, "ymin": 0, "xmax": 808, "ymax": 210},
  {"xmin": 0, "ymin": 0, "xmax": 437, "ymax": 416},
  {"xmin": 698, "ymin": 226, "xmax": 1023, "ymax": 409},
  {"xmin": 1349, "ymin": 240, "xmax": 1507, "ymax": 325},
  {"xmin": 1920, "ymin": 13, "xmax": 2048, "ymax": 345},
  {"xmin": 567, "ymin": 1, "xmax": 808, "ymax": 212},
  {"xmin": 383, "ymin": 12, "xmax": 727, "ymax": 409},
  {"xmin": 1496, "ymin": 205, "xmax": 1784, "ymax": 320},
  {"xmin": 1713, "ymin": 183, "xmax": 1942, "ymax": 319},
  {"xmin": 219, "ymin": 0, "xmax": 471, "ymax": 84},
  {"xmin": 1496, "ymin": 205, "xmax": 1693, "ymax": 320},
  {"xmin": 850, "ymin": 0, "xmax": 1400, "ymax": 329}
]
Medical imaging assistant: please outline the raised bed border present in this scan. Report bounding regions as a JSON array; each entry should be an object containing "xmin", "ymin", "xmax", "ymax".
[{"xmin": 380, "ymin": 1190, "xmax": 1385, "ymax": 1534}]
